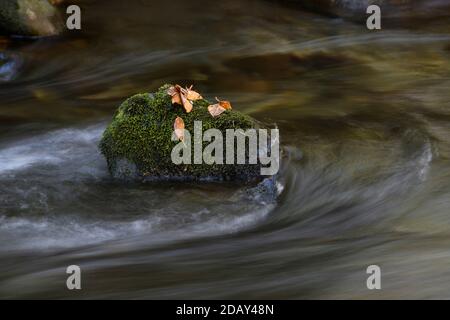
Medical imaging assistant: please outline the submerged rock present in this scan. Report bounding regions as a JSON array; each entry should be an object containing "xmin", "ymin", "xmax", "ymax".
[
  {"xmin": 100, "ymin": 85, "xmax": 266, "ymax": 182},
  {"xmin": 0, "ymin": 0, "xmax": 63, "ymax": 37}
]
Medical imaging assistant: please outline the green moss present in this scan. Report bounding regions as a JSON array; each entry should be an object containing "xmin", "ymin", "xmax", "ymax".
[{"xmin": 100, "ymin": 84, "xmax": 262, "ymax": 181}]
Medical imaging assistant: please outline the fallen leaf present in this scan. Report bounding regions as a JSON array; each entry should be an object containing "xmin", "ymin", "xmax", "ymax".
[
  {"xmin": 185, "ymin": 85, "xmax": 203, "ymax": 101},
  {"xmin": 167, "ymin": 84, "xmax": 202, "ymax": 113},
  {"xmin": 174, "ymin": 116, "xmax": 185, "ymax": 141},
  {"xmin": 180, "ymin": 91, "xmax": 193, "ymax": 113},
  {"xmin": 166, "ymin": 86, "xmax": 177, "ymax": 96},
  {"xmin": 215, "ymin": 97, "xmax": 232, "ymax": 110},
  {"xmin": 207, "ymin": 97, "xmax": 232, "ymax": 117},
  {"xmin": 208, "ymin": 104, "xmax": 226, "ymax": 117},
  {"xmin": 167, "ymin": 85, "xmax": 182, "ymax": 105}
]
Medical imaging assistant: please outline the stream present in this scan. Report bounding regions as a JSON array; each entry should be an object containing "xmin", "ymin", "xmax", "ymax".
[{"xmin": 0, "ymin": 0, "xmax": 450, "ymax": 299}]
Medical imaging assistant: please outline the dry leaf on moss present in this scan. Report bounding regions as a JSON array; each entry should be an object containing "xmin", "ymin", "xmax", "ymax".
[
  {"xmin": 208, "ymin": 104, "xmax": 226, "ymax": 117},
  {"xmin": 167, "ymin": 84, "xmax": 202, "ymax": 113},
  {"xmin": 207, "ymin": 97, "xmax": 232, "ymax": 117},
  {"xmin": 215, "ymin": 97, "xmax": 232, "ymax": 110},
  {"xmin": 180, "ymin": 90, "xmax": 193, "ymax": 113},
  {"xmin": 174, "ymin": 116, "xmax": 185, "ymax": 141},
  {"xmin": 185, "ymin": 85, "xmax": 203, "ymax": 100},
  {"xmin": 167, "ymin": 85, "xmax": 181, "ymax": 105}
]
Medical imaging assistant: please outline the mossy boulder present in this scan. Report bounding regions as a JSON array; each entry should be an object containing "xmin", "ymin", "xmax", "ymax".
[
  {"xmin": 100, "ymin": 84, "xmax": 264, "ymax": 182},
  {"xmin": 0, "ymin": 0, "xmax": 63, "ymax": 37}
]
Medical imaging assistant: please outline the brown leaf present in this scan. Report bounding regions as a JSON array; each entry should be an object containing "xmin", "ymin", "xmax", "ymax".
[
  {"xmin": 172, "ymin": 93, "xmax": 182, "ymax": 105},
  {"xmin": 215, "ymin": 97, "xmax": 232, "ymax": 110},
  {"xmin": 167, "ymin": 86, "xmax": 177, "ymax": 96},
  {"xmin": 167, "ymin": 86, "xmax": 182, "ymax": 105},
  {"xmin": 185, "ymin": 85, "xmax": 203, "ymax": 101},
  {"xmin": 167, "ymin": 84, "xmax": 197, "ymax": 113},
  {"xmin": 207, "ymin": 97, "xmax": 233, "ymax": 117},
  {"xmin": 180, "ymin": 91, "xmax": 193, "ymax": 113},
  {"xmin": 182, "ymin": 98, "xmax": 193, "ymax": 113},
  {"xmin": 174, "ymin": 116, "xmax": 185, "ymax": 141},
  {"xmin": 208, "ymin": 104, "xmax": 226, "ymax": 117}
]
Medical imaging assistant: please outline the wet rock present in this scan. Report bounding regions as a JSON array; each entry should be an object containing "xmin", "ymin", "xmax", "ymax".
[
  {"xmin": 0, "ymin": 0, "xmax": 63, "ymax": 37},
  {"xmin": 0, "ymin": 52, "xmax": 21, "ymax": 81},
  {"xmin": 99, "ymin": 84, "xmax": 266, "ymax": 182}
]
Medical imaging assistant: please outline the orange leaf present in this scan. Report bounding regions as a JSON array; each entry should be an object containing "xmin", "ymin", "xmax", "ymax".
[
  {"xmin": 215, "ymin": 97, "xmax": 232, "ymax": 110},
  {"xmin": 185, "ymin": 85, "xmax": 203, "ymax": 101},
  {"xmin": 174, "ymin": 116, "xmax": 185, "ymax": 141},
  {"xmin": 167, "ymin": 86, "xmax": 177, "ymax": 96},
  {"xmin": 167, "ymin": 86, "xmax": 182, "ymax": 105},
  {"xmin": 208, "ymin": 104, "xmax": 226, "ymax": 117},
  {"xmin": 180, "ymin": 91, "xmax": 193, "ymax": 113},
  {"xmin": 167, "ymin": 84, "xmax": 197, "ymax": 113},
  {"xmin": 172, "ymin": 93, "xmax": 182, "ymax": 105}
]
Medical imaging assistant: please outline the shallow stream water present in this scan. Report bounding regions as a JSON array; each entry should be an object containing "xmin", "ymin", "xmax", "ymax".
[{"xmin": 0, "ymin": 0, "xmax": 450, "ymax": 299}]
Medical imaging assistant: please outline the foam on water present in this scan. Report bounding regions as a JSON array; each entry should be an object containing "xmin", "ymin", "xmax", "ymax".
[
  {"xmin": 0, "ymin": 124, "xmax": 279, "ymax": 251},
  {"xmin": 0, "ymin": 203, "xmax": 274, "ymax": 251},
  {"xmin": 0, "ymin": 124, "xmax": 106, "ymax": 177}
]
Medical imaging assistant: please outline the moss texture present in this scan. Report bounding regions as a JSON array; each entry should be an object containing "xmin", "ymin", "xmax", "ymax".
[
  {"xmin": 0, "ymin": 0, "xmax": 63, "ymax": 37},
  {"xmin": 100, "ymin": 84, "xmax": 262, "ymax": 182}
]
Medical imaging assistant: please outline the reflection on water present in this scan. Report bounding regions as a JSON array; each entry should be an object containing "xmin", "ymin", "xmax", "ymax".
[{"xmin": 0, "ymin": 0, "xmax": 450, "ymax": 299}]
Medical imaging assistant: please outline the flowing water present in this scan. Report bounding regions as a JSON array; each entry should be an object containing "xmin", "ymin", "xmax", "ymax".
[{"xmin": 0, "ymin": 0, "xmax": 450, "ymax": 299}]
